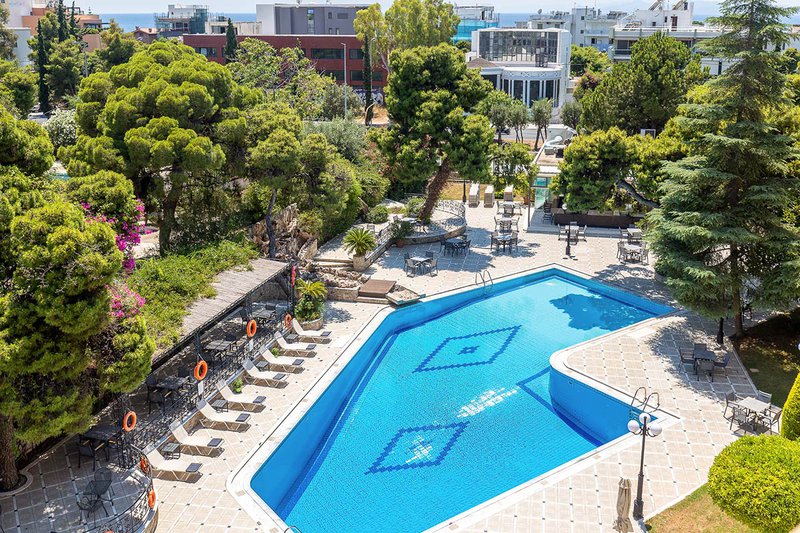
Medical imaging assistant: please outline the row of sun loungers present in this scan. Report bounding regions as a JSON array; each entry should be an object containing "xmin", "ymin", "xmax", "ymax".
[{"xmin": 143, "ymin": 319, "xmax": 332, "ymax": 484}]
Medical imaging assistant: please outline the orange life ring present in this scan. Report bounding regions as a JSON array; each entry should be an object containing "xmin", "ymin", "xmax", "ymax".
[
  {"xmin": 122, "ymin": 411, "xmax": 137, "ymax": 432},
  {"xmin": 139, "ymin": 456, "xmax": 150, "ymax": 475},
  {"xmin": 147, "ymin": 487, "xmax": 156, "ymax": 509},
  {"xmin": 246, "ymin": 319, "xmax": 257, "ymax": 338},
  {"xmin": 194, "ymin": 360, "xmax": 208, "ymax": 381},
  {"xmin": 283, "ymin": 314, "xmax": 292, "ymax": 329}
]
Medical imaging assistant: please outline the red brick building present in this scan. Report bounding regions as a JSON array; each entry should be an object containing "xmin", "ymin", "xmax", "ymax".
[{"xmin": 181, "ymin": 34, "xmax": 387, "ymax": 92}]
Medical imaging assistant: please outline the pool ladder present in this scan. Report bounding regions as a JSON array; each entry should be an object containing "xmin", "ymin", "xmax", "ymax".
[
  {"xmin": 629, "ymin": 387, "xmax": 660, "ymax": 421},
  {"xmin": 284, "ymin": 527, "xmax": 303, "ymax": 533},
  {"xmin": 475, "ymin": 269, "xmax": 494, "ymax": 295}
]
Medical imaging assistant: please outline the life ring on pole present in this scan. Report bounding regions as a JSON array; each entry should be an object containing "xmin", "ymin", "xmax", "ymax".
[
  {"xmin": 246, "ymin": 319, "xmax": 257, "ymax": 338},
  {"xmin": 283, "ymin": 314, "xmax": 292, "ymax": 329},
  {"xmin": 147, "ymin": 487, "xmax": 156, "ymax": 509},
  {"xmin": 122, "ymin": 411, "xmax": 137, "ymax": 432},
  {"xmin": 194, "ymin": 360, "xmax": 208, "ymax": 381},
  {"xmin": 139, "ymin": 456, "xmax": 150, "ymax": 475}
]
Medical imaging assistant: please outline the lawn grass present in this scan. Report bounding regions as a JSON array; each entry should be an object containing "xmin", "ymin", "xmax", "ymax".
[
  {"xmin": 129, "ymin": 239, "xmax": 258, "ymax": 350},
  {"xmin": 734, "ymin": 309, "xmax": 800, "ymax": 407},
  {"xmin": 646, "ymin": 485, "xmax": 755, "ymax": 532}
]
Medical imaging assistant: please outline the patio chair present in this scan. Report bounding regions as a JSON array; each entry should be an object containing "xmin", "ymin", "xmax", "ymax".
[
  {"xmin": 427, "ymin": 258, "xmax": 439, "ymax": 276},
  {"xmin": 242, "ymin": 360, "xmax": 289, "ymax": 389},
  {"xmin": 169, "ymin": 420, "xmax": 224, "ymax": 456},
  {"xmin": 729, "ymin": 402, "xmax": 752, "ymax": 431},
  {"xmin": 147, "ymin": 389, "xmax": 168, "ymax": 414},
  {"xmin": 757, "ymin": 405, "xmax": 782, "ymax": 434},
  {"xmin": 94, "ymin": 467, "xmax": 114, "ymax": 499},
  {"xmin": 144, "ymin": 445, "xmax": 203, "ymax": 483},
  {"xmin": 757, "ymin": 390, "xmax": 772, "ymax": 404},
  {"xmin": 213, "ymin": 379, "xmax": 267, "ymax": 411},
  {"xmin": 274, "ymin": 331, "xmax": 316, "ymax": 357},
  {"xmin": 617, "ymin": 241, "xmax": 626, "ymax": 260},
  {"xmin": 713, "ymin": 353, "xmax": 732, "ymax": 377},
  {"xmin": 259, "ymin": 348, "xmax": 305, "ymax": 373},
  {"xmin": 723, "ymin": 391, "xmax": 739, "ymax": 419},
  {"xmin": 640, "ymin": 246, "xmax": 650, "ymax": 265},
  {"xmin": 468, "ymin": 182, "xmax": 480, "ymax": 207},
  {"xmin": 678, "ymin": 348, "xmax": 695, "ymax": 372},
  {"xmin": 77, "ymin": 493, "xmax": 108, "ymax": 523},
  {"xmin": 291, "ymin": 318, "xmax": 332, "ymax": 344},
  {"xmin": 404, "ymin": 257, "xmax": 418, "ymax": 276},
  {"xmin": 696, "ymin": 358, "xmax": 715, "ymax": 381},
  {"xmin": 463, "ymin": 240, "xmax": 471, "ymax": 255},
  {"xmin": 77, "ymin": 440, "xmax": 99, "ymax": 471},
  {"xmin": 197, "ymin": 399, "xmax": 253, "ymax": 432},
  {"xmin": 577, "ymin": 225, "xmax": 587, "ymax": 241},
  {"xmin": 558, "ymin": 225, "xmax": 567, "ymax": 241}
]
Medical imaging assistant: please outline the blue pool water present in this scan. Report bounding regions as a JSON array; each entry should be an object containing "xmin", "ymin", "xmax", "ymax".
[{"xmin": 251, "ymin": 270, "xmax": 671, "ymax": 533}]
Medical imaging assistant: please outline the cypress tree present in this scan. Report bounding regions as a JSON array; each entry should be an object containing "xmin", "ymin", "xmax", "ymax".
[
  {"xmin": 69, "ymin": 1, "xmax": 78, "ymax": 38},
  {"xmin": 36, "ymin": 20, "xmax": 49, "ymax": 114},
  {"xmin": 224, "ymin": 19, "xmax": 237, "ymax": 63},
  {"xmin": 363, "ymin": 38, "xmax": 373, "ymax": 126},
  {"xmin": 647, "ymin": 0, "xmax": 800, "ymax": 337},
  {"xmin": 56, "ymin": 0, "xmax": 67, "ymax": 42}
]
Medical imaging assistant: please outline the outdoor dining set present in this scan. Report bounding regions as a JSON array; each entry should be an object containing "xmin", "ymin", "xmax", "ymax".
[
  {"xmin": 492, "ymin": 201, "xmax": 522, "ymax": 254},
  {"xmin": 557, "ymin": 222, "xmax": 587, "ymax": 244},
  {"xmin": 403, "ymin": 251, "xmax": 439, "ymax": 276},
  {"xmin": 618, "ymin": 226, "xmax": 649, "ymax": 264}
]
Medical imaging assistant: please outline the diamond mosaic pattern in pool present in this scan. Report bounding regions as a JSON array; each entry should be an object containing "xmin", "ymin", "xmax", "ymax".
[
  {"xmin": 366, "ymin": 422, "xmax": 469, "ymax": 474},
  {"xmin": 414, "ymin": 325, "xmax": 521, "ymax": 373}
]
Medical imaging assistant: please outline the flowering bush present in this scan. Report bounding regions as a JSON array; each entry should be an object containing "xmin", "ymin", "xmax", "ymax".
[
  {"xmin": 108, "ymin": 281, "xmax": 146, "ymax": 320},
  {"xmin": 82, "ymin": 199, "xmax": 143, "ymax": 272},
  {"xmin": 43, "ymin": 108, "xmax": 78, "ymax": 152}
]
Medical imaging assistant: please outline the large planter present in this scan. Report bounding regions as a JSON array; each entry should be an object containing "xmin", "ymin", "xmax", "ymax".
[
  {"xmin": 300, "ymin": 316, "xmax": 324, "ymax": 330},
  {"xmin": 352, "ymin": 254, "xmax": 369, "ymax": 272}
]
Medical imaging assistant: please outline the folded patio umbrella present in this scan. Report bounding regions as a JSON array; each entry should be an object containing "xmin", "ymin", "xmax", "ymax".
[{"xmin": 613, "ymin": 477, "xmax": 634, "ymax": 532}]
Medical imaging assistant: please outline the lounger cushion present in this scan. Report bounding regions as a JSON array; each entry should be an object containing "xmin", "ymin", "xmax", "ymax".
[
  {"xmin": 321, "ymin": 331, "xmax": 332, "ymax": 337},
  {"xmin": 306, "ymin": 343, "xmax": 316, "ymax": 350},
  {"xmin": 292, "ymin": 359, "xmax": 304, "ymax": 366},
  {"xmin": 208, "ymin": 438, "xmax": 223, "ymax": 448},
  {"xmin": 186, "ymin": 463, "xmax": 202, "ymax": 473},
  {"xmin": 253, "ymin": 396, "xmax": 266, "ymax": 404},
  {"xmin": 235, "ymin": 413, "xmax": 251, "ymax": 423},
  {"xmin": 273, "ymin": 373, "xmax": 287, "ymax": 381}
]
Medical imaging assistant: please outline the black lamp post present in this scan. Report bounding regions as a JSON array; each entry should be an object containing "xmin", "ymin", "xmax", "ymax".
[
  {"xmin": 565, "ymin": 225, "xmax": 572, "ymax": 257},
  {"xmin": 627, "ymin": 412, "xmax": 663, "ymax": 521},
  {"xmin": 462, "ymin": 179, "xmax": 467, "ymax": 204}
]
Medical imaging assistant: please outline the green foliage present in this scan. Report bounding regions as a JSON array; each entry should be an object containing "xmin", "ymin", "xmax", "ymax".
[
  {"xmin": 628, "ymin": 131, "xmax": 685, "ymax": 204},
  {"xmin": 0, "ymin": 167, "xmax": 49, "ymax": 279},
  {"xmin": 573, "ymin": 71, "xmax": 603, "ymax": 101},
  {"xmin": 560, "ymin": 100, "xmax": 582, "ymax": 131},
  {"xmin": 65, "ymin": 170, "xmax": 138, "ymax": 223},
  {"xmin": 363, "ymin": 38, "xmax": 374, "ymax": 125},
  {"xmin": 646, "ymin": 0, "xmax": 800, "ymax": 335},
  {"xmin": 231, "ymin": 377, "xmax": 243, "ymax": 393},
  {"xmin": 357, "ymin": 163, "xmax": 390, "ymax": 207},
  {"xmin": 319, "ymin": 79, "xmax": 364, "ymax": 120},
  {"xmin": 530, "ymin": 98, "xmax": 552, "ymax": 146},
  {"xmin": 224, "ymin": 19, "xmax": 238, "ymax": 62},
  {"xmin": 295, "ymin": 278, "xmax": 328, "ymax": 301},
  {"xmin": 35, "ymin": 19, "xmax": 50, "ymax": 114},
  {"xmin": 581, "ymin": 33, "xmax": 707, "ymax": 133},
  {"xmin": 93, "ymin": 21, "xmax": 140, "ymax": 71},
  {"xmin": 307, "ymin": 118, "xmax": 367, "ymax": 162},
  {"xmin": 354, "ymin": 4, "xmax": 389, "ymax": 71},
  {"xmin": 570, "ymin": 44, "xmax": 610, "ymax": 77},
  {"xmin": 389, "ymin": 218, "xmax": 414, "ymax": 240},
  {"xmin": 782, "ymin": 374, "xmax": 800, "ymax": 440},
  {"xmin": 0, "ymin": 5, "xmax": 16, "ymax": 61},
  {"xmin": 708, "ymin": 436, "xmax": 800, "ymax": 532},
  {"xmin": 455, "ymin": 40, "xmax": 472, "ymax": 53},
  {"xmin": 777, "ymin": 47, "xmax": 800, "ymax": 74},
  {"xmin": 0, "ymin": 62, "xmax": 37, "ymax": 118},
  {"xmin": 43, "ymin": 108, "xmax": 77, "ymax": 152},
  {"xmin": 297, "ymin": 210, "xmax": 324, "ymax": 239},
  {"xmin": 0, "ymin": 109, "xmax": 53, "ymax": 176},
  {"xmin": 46, "ymin": 39, "xmax": 82, "ymax": 102},
  {"xmin": 405, "ymin": 196, "xmax": 424, "ymax": 217},
  {"xmin": 491, "ymin": 141, "xmax": 538, "ymax": 194},
  {"xmin": 476, "ymin": 90, "xmax": 516, "ymax": 141},
  {"xmin": 343, "ymin": 227, "xmax": 377, "ymax": 256},
  {"xmin": 555, "ymin": 127, "xmax": 632, "ymax": 212},
  {"xmin": 366, "ymin": 204, "xmax": 389, "ymax": 223},
  {"xmin": 293, "ymin": 295, "xmax": 324, "ymax": 323},
  {"xmin": 375, "ymin": 44, "xmax": 493, "ymax": 220},
  {"xmin": 128, "ymin": 239, "xmax": 257, "ymax": 347}
]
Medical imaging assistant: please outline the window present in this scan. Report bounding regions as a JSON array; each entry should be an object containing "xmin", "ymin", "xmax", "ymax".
[
  {"xmin": 328, "ymin": 28, "xmax": 333, "ymax": 34},
  {"xmin": 325, "ymin": 70, "xmax": 345, "ymax": 81},
  {"xmin": 513, "ymin": 80, "xmax": 523, "ymax": 100},
  {"xmin": 195, "ymin": 47, "xmax": 218, "ymax": 57},
  {"xmin": 328, "ymin": 12, "xmax": 332, "ymax": 18},
  {"xmin": 581, "ymin": 15, "xmax": 585, "ymax": 20},
  {"xmin": 372, "ymin": 71, "xmax": 383, "ymax": 82},
  {"xmin": 311, "ymin": 48, "xmax": 344, "ymax": 59},
  {"xmin": 591, "ymin": 38, "xmax": 596, "ymax": 44},
  {"xmin": 337, "ymin": 12, "xmax": 348, "ymax": 19},
  {"xmin": 350, "ymin": 70, "xmax": 364, "ymax": 82},
  {"xmin": 307, "ymin": 9, "xmax": 315, "ymax": 33},
  {"xmin": 652, "ymin": 22, "xmax": 657, "ymax": 26},
  {"xmin": 580, "ymin": 30, "xmax": 583, "ymax": 34},
  {"xmin": 545, "ymin": 79, "xmax": 554, "ymax": 99},
  {"xmin": 349, "ymin": 48, "xmax": 364, "ymax": 60},
  {"xmin": 530, "ymin": 80, "xmax": 540, "ymax": 100}
]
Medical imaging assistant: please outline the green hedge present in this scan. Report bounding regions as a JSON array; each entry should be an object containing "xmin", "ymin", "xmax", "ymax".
[
  {"xmin": 782, "ymin": 374, "xmax": 800, "ymax": 441},
  {"xmin": 708, "ymin": 435, "xmax": 800, "ymax": 532}
]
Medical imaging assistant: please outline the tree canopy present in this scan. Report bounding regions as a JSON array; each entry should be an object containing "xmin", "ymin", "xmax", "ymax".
[{"xmin": 570, "ymin": 45, "xmax": 610, "ymax": 77}]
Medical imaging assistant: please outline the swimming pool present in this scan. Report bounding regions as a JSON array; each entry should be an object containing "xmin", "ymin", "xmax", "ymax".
[{"xmin": 250, "ymin": 268, "xmax": 672, "ymax": 533}]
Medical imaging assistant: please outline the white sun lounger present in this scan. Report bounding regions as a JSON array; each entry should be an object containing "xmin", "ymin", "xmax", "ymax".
[
  {"xmin": 214, "ymin": 379, "xmax": 267, "ymax": 406},
  {"xmin": 168, "ymin": 420, "xmax": 224, "ymax": 456},
  {"xmin": 144, "ymin": 444, "xmax": 203, "ymax": 483},
  {"xmin": 291, "ymin": 318, "xmax": 332, "ymax": 343},
  {"xmin": 275, "ymin": 331, "xmax": 316, "ymax": 357},
  {"xmin": 258, "ymin": 350, "xmax": 305, "ymax": 373},
  {"xmin": 197, "ymin": 399, "xmax": 252, "ymax": 431},
  {"xmin": 468, "ymin": 182, "xmax": 480, "ymax": 207},
  {"xmin": 243, "ymin": 359, "xmax": 290, "ymax": 388},
  {"xmin": 484, "ymin": 185, "xmax": 495, "ymax": 207}
]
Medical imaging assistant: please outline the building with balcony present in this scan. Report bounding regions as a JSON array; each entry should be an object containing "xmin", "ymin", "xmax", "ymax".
[
  {"xmin": 205, "ymin": 18, "xmax": 262, "ymax": 35},
  {"xmin": 156, "ymin": 4, "xmax": 210, "ymax": 38},
  {"xmin": 453, "ymin": 5, "xmax": 498, "ymax": 42},
  {"xmin": 519, "ymin": 8, "xmax": 627, "ymax": 52},
  {"xmin": 256, "ymin": 3, "xmax": 369, "ymax": 36},
  {"xmin": 469, "ymin": 28, "xmax": 571, "ymax": 108}
]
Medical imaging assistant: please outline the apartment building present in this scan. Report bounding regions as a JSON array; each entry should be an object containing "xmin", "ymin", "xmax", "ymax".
[
  {"xmin": 454, "ymin": 5, "xmax": 498, "ymax": 42},
  {"xmin": 256, "ymin": 3, "xmax": 369, "ymax": 36}
]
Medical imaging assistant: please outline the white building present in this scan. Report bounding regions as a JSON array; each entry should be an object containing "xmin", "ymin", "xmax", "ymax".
[
  {"xmin": 205, "ymin": 19, "xmax": 262, "ymax": 35},
  {"xmin": 256, "ymin": 3, "xmax": 369, "ymax": 35},
  {"xmin": 0, "ymin": 0, "xmax": 33, "ymax": 67},
  {"xmin": 469, "ymin": 28, "xmax": 571, "ymax": 108},
  {"xmin": 522, "ymin": 8, "xmax": 627, "ymax": 52}
]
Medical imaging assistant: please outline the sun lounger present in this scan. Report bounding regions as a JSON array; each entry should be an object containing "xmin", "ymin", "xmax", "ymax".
[
  {"xmin": 291, "ymin": 318, "xmax": 332, "ymax": 344},
  {"xmin": 468, "ymin": 182, "xmax": 480, "ymax": 207},
  {"xmin": 168, "ymin": 420, "xmax": 224, "ymax": 457},
  {"xmin": 275, "ymin": 331, "xmax": 316, "ymax": 357},
  {"xmin": 243, "ymin": 359, "xmax": 290, "ymax": 389},
  {"xmin": 503, "ymin": 185, "xmax": 514, "ymax": 202},
  {"xmin": 484, "ymin": 185, "xmax": 494, "ymax": 208},
  {"xmin": 213, "ymin": 379, "xmax": 267, "ymax": 412},
  {"xmin": 258, "ymin": 350, "xmax": 305, "ymax": 374},
  {"xmin": 144, "ymin": 445, "xmax": 203, "ymax": 483},
  {"xmin": 196, "ymin": 399, "xmax": 251, "ymax": 432}
]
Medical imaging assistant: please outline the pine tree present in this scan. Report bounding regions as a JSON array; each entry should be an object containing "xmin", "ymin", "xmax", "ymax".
[
  {"xmin": 363, "ymin": 38, "xmax": 373, "ymax": 126},
  {"xmin": 56, "ymin": 0, "xmax": 68, "ymax": 42},
  {"xmin": 223, "ymin": 19, "xmax": 237, "ymax": 63},
  {"xmin": 36, "ymin": 20, "xmax": 50, "ymax": 114},
  {"xmin": 68, "ymin": 1, "xmax": 78, "ymax": 38},
  {"xmin": 647, "ymin": 0, "xmax": 800, "ymax": 337}
]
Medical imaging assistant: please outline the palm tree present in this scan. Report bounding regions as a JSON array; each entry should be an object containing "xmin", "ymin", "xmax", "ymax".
[{"xmin": 343, "ymin": 227, "xmax": 378, "ymax": 271}]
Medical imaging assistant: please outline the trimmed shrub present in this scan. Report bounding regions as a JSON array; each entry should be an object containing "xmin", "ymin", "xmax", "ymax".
[
  {"xmin": 405, "ymin": 196, "xmax": 424, "ymax": 217},
  {"xmin": 366, "ymin": 205, "xmax": 389, "ymax": 224},
  {"xmin": 782, "ymin": 374, "xmax": 800, "ymax": 441},
  {"xmin": 708, "ymin": 435, "xmax": 800, "ymax": 532}
]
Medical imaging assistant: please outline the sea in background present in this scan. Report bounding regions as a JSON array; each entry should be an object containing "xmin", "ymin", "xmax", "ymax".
[{"xmin": 100, "ymin": 12, "xmax": 256, "ymax": 31}]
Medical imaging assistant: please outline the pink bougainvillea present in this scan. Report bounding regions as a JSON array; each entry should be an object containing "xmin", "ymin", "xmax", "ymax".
[
  {"xmin": 107, "ymin": 281, "xmax": 146, "ymax": 320},
  {"xmin": 81, "ymin": 200, "xmax": 144, "ymax": 273}
]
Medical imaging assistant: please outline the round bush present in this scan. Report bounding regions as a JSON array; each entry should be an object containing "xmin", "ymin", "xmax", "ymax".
[
  {"xmin": 708, "ymin": 435, "xmax": 800, "ymax": 532},
  {"xmin": 782, "ymin": 374, "xmax": 800, "ymax": 441},
  {"xmin": 366, "ymin": 205, "xmax": 389, "ymax": 224}
]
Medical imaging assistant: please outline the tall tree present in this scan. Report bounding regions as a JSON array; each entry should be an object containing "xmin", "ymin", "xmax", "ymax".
[
  {"xmin": 476, "ymin": 90, "xmax": 515, "ymax": 142},
  {"xmin": 490, "ymin": 141, "xmax": 539, "ymax": 195},
  {"xmin": 56, "ymin": 0, "xmax": 68, "ymax": 42},
  {"xmin": 224, "ymin": 19, "xmax": 238, "ymax": 63},
  {"xmin": 530, "ymin": 98, "xmax": 552, "ymax": 148},
  {"xmin": 570, "ymin": 44, "xmax": 611, "ymax": 77},
  {"xmin": 35, "ymin": 20, "xmax": 49, "ymax": 114},
  {"xmin": 647, "ymin": 0, "xmax": 800, "ymax": 337},
  {"xmin": 46, "ymin": 40, "xmax": 81, "ymax": 101},
  {"xmin": 561, "ymin": 100, "xmax": 582, "ymax": 131},
  {"xmin": 363, "ymin": 38, "xmax": 374, "ymax": 126},
  {"xmin": 581, "ymin": 33, "xmax": 707, "ymax": 133},
  {"xmin": 68, "ymin": 1, "xmax": 78, "ymax": 38},
  {"xmin": 94, "ymin": 20, "xmax": 139, "ymax": 71},
  {"xmin": 375, "ymin": 44, "xmax": 493, "ymax": 221}
]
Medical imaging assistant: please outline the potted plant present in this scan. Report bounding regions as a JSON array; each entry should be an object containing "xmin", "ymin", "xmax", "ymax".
[
  {"xmin": 389, "ymin": 219, "xmax": 414, "ymax": 248},
  {"xmin": 343, "ymin": 227, "xmax": 377, "ymax": 271},
  {"xmin": 231, "ymin": 378, "xmax": 243, "ymax": 394},
  {"xmin": 294, "ymin": 278, "xmax": 328, "ymax": 329}
]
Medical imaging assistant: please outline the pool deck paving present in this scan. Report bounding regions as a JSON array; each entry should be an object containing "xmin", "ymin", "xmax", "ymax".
[{"xmin": 1, "ymin": 204, "xmax": 759, "ymax": 532}]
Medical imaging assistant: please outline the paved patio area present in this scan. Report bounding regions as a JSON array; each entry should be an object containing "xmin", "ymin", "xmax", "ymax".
[{"xmin": 0, "ymin": 203, "xmax": 759, "ymax": 532}]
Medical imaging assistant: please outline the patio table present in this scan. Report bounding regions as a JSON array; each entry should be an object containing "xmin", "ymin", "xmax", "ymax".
[
  {"xmin": 205, "ymin": 339, "xmax": 233, "ymax": 352},
  {"xmin": 493, "ymin": 234, "xmax": 513, "ymax": 252},
  {"xmin": 157, "ymin": 376, "xmax": 189, "ymax": 392},
  {"xmin": 736, "ymin": 396, "xmax": 772, "ymax": 431},
  {"xmin": 409, "ymin": 256, "xmax": 432, "ymax": 274},
  {"xmin": 623, "ymin": 244, "xmax": 642, "ymax": 262},
  {"xmin": 82, "ymin": 424, "xmax": 120, "ymax": 444},
  {"xmin": 161, "ymin": 442, "xmax": 181, "ymax": 460},
  {"xmin": 627, "ymin": 228, "xmax": 643, "ymax": 242}
]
